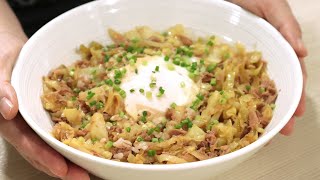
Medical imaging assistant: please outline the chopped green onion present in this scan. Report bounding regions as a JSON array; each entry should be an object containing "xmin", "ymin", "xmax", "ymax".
[
  {"xmin": 89, "ymin": 100, "xmax": 97, "ymax": 107},
  {"xmin": 223, "ymin": 52, "xmax": 231, "ymax": 59},
  {"xmin": 80, "ymin": 120, "xmax": 89, "ymax": 129},
  {"xmin": 149, "ymin": 82, "xmax": 156, "ymax": 88},
  {"xmin": 142, "ymin": 111, "xmax": 148, "ymax": 117},
  {"xmin": 174, "ymin": 124, "xmax": 182, "ymax": 129},
  {"xmin": 113, "ymin": 85, "xmax": 121, "ymax": 92},
  {"xmin": 69, "ymin": 69, "xmax": 75, "ymax": 76},
  {"xmin": 245, "ymin": 85, "xmax": 251, "ymax": 91},
  {"xmin": 270, "ymin": 103, "xmax": 276, "ymax": 110},
  {"xmin": 170, "ymin": 102, "xmax": 177, "ymax": 109},
  {"xmin": 157, "ymin": 87, "xmax": 165, "ymax": 97},
  {"xmin": 71, "ymin": 96, "xmax": 76, "ymax": 101},
  {"xmin": 140, "ymin": 116, "xmax": 147, "ymax": 123},
  {"xmin": 91, "ymin": 138, "xmax": 98, "ymax": 143},
  {"xmin": 119, "ymin": 111, "xmax": 125, "ymax": 118},
  {"xmin": 167, "ymin": 63, "xmax": 175, "ymax": 71},
  {"xmin": 219, "ymin": 97, "xmax": 227, "ymax": 104},
  {"xmin": 164, "ymin": 55, "xmax": 170, "ymax": 61},
  {"xmin": 196, "ymin": 94, "xmax": 204, "ymax": 100},
  {"xmin": 96, "ymin": 101, "xmax": 104, "ymax": 109},
  {"xmin": 105, "ymin": 79, "xmax": 113, "ymax": 86},
  {"xmin": 137, "ymin": 136, "xmax": 144, "ymax": 142},
  {"xmin": 125, "ymin": 127, "xmax": 131, "ymax": 133},
  {"xmin": 131, "ymin": 37, "xmax": 139, "ymax": 43},
  {"xmin": 130, "ymin": 89, "xmax": 135, "ymax": 93},
  {"xmin": 260, "ymin": 87, "xmax": 266, "ymax": 93},
  {"xmin": 105, "ymin": 141, "xmax": 113, "ymax": 148},
  {"xmin": 86, "ymin": 91, "xmax": 95, "ymax": 100},
  {"xmin": 159, "ymin": 138, "xmax": 164, "ymax": 142},
  {"xmin": 147, "ymin": 128, "xmax": 154, "ymax": 135},
  {"xmin": 155, "ymin": 66, "xmax": 160, "ymax": 72},
  {"xmin": 210, "ymin": 78, "xmax": 217, "ymax": 86},
  {"xmin": 104, "ymin": 55, "xmax": 110, "ymax": 62},
  {"xmin": 220, "ymin": 90, "xmax": 224, "ymax": 95},
  {"xmin": 207, "ymin": 63, "xmax": 217, "ymax": 72},
  {"xmin": 116, "ymin": 56, "xmax": 122, "ymax": 63},
  {"xmin": 173, "ymin": 57, "xmax": 181, "ymax": 65},
  {"xmin": 119, "ymin": 89, "xmax": 126, "ymax": 98},
  {"xmin": 129, "ymin": 59, "xmax": 135, "ymax": 66},
  {"xmin": 135, "ymin": 69, "xmax": 138, "ymax": 74},
  {"xmin": 154, "ymin": 125, "xmax": 161, "ymax": 132},
  {"xmin": 152, "ymin": 138, "xmax": 159, "ymax": 143},
  {"xmin": 114, "ymin": 69, "xmax": 123, "ymax": 79},
  {"xmin": 200, "ymin": 59, "xmax": 205, "ymax": 65},
  {"xmin": 139, "ymin": 88, "xmax": 145, "ymax": 94},
  {"xmin": 146, "ymin": 91, "xmax": 152, "ymax": 99},
  {"xmin": 190, "ymin": 98, "xmax": 201, "ymax": 110},
  {"xmin": 207, "ymin": 40, "xmax": 214, "ymax": 46},
  {"xmin": 147, "ymin": 150, "xmax": 156, "ymax": 157},
  {"xmin": 114, "ymin": 79, "xmax": 121, "ymax": 85}
]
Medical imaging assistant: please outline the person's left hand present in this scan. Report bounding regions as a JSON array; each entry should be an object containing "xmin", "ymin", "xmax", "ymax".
[{"xmin": 230, "ymin": 0, "xmax": 308, "ymax": 136}]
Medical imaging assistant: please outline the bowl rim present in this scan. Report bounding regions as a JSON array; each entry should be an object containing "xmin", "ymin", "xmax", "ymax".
[{"xmin": 12, "ymin": 0, "xmax": 303, "ymax": 171}]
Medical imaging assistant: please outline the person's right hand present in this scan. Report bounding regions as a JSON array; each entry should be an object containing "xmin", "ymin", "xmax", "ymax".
[{"xmin": 0, "ymin": 32, "xmax": 90, "ymax": 180}]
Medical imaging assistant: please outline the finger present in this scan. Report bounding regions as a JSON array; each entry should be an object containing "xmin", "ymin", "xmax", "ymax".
[
  {"xmin": 0, "ymin": 33, "xmax": 25, "ymax": 120},
  {"xmin": 0, "ymin": 82, "xmax": 18, "ymax": 120},
  {"xmin": 64, "ymin": 162, "xmax": 90, "ymax": 180},
  {"xmin": 294, "ymin": 87, "xmax": 306, "ymax": 117},
  {"xmin": 280, "ymin": 117, "xmax": 295, "ymax": 136},
  {"xmin": 262, "ymin": 0, "xmax": 308, "ymax": 58},
  {"xmin": 0, "ymin": 116, "xmax": 68, "ymax": 178}
]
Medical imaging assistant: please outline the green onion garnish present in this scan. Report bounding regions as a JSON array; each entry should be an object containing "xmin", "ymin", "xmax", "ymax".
[
  {"xmin": 96, "ymin": 101, "xmax": 104, "ymax": 109},
  {"xmin": 137, "ymin": 136, "xmax": 144, "ymax": 142},
  {"xmin": 104, "ymin": 54, "xmax": 110, "ymax": 62},
  {"xmin": 114, "ymin": 79, "xmax": 121, "ymax": 85},
  {"xmin": 142, "ymin": 111, "xmax": 148, "ymax": 117},
  {"xmin": 170, "ymin": 102, "xmax": 177, "ymax": 109},
  {"xmin": 155, "ymin": 66, "xmax": 160, "ymax": 72},
  {"xmin": 152, "ymin": 138, "xmax": 159, "ymax": 143},
  {"xmin": 86, "ymin": 91, "xmax": 95, "ymax": 100},
  {"xmin": 105, "ymin": 79, "xmax": 113, "ymax": 86},
  {"xmin": 157, "ymin": 87, "xmax": 165, "ymax": 97},
  {"xmin": 125, "ymin": 127, "xmax": 131, "ymax": 133},
  {"xmin": 245, "ymin": 85, "xmax": 251, "ymax": 91},
  {"xmin": 147, "ymin": 128, "xmax": 154, "ymax": 135},
  {"xmin": 119, "ymin": 89, "xmax": 126, "ymax": 98},
  {"xmin": 207, "ymin": 63, "xmax": 217, "ymax": 72},
  {"xmin": 130, "ymin": 89, "xmax": 135, "ymax": 93},
  {"xmin": 147, "ymin": 150, "xmax": 156, "ymax": 157},
  {"xmin": 210, "ymin": 78, "xmax": 217, "ymax": 86},
  {"xmin": 164, "ymin": 55, "xmax": 170, "ymax": 61},
  {"xmin": 105, "ymin": 141, "xmax": 113, "ymax": 148},
  {"xmin": 139, "ymin": 88, "xmax": 145, "ymax": 94},
  {"xmin": 207, "ymin": 40, "xmax": 214, "ymax": 46}
]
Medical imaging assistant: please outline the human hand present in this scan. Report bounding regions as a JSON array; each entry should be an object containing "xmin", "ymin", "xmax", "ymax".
[
  {"xmin": 0, "ymin": 32, "xmax": 90, "ymax": 180},
  {"xmin": 230, "ymin": 0, "xmax": 308, "ymax": 136}
]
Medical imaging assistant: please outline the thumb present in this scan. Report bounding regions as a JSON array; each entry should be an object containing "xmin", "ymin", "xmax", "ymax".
[
  {"xmin": 0, "ymin": 33, "xmax": 25, "ymax": 120},
  {"xmin": 0, "ymin": 81, "xmax": 18, "ymax": 120}
]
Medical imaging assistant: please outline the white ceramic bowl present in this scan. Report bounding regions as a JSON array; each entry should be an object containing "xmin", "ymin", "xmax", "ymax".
[{"xmin": 11, "ymin": 0, "xmax": 303, "ymax": 179}]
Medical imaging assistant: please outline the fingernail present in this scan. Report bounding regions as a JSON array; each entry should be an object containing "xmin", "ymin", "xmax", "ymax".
[{"xmin": 0, "ymin": 97, "xmax": 13, "ymax": 119}]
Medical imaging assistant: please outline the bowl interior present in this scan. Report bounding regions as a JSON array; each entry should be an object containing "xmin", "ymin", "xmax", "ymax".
[{"xmin": 12, "ymin": 0, "xmax": 302, "ymax": 168}]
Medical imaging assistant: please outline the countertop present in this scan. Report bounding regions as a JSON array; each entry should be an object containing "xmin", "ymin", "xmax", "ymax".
[{"xmin": 1, "ymin": 0, "xmax": 319, "ymax": 179}]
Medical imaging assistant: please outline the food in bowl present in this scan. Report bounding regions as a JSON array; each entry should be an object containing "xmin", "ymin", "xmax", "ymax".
[{"xmin": 41, "ymin": 24, "xmax": 277, "ymax": 164}]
